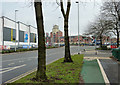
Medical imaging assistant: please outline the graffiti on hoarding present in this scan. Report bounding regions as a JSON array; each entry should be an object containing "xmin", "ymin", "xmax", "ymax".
[
  {"xmin": 0, "ymin": 45, "xmax": 10, "ymax": 50},
  {"xmin": 23, "ymin": 45, "xmax": 32, "ymax": 49},
  {"xmin": 24, "ymin": 32, "xmax": 28, "ymax": 42},
  {"xmin": 11, "ymin": 29, "xmax": 16, "ymax": 41}
]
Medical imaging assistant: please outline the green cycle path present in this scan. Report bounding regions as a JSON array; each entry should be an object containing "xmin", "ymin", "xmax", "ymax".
[{"xmin": 81, "ymin": 59, "xmax": 105, "ymax": 84}]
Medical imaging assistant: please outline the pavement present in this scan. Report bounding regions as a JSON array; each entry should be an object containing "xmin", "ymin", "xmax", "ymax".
[
  {"xmin": 81, "ymin": 50, "xmax": 120, "ymax": 85},
  {"xmin": 0, "ymin": 46, "xmax": 95, "ymax": 84}
]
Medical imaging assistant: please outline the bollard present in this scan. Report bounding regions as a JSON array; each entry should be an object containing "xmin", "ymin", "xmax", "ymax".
[
  {"xmin": 84, "ymin": 49, "xmax": 86, "ymax": 52},
  {"xmin": 95, "ymin": 51, "xmax": 97, "ymax": 55}
]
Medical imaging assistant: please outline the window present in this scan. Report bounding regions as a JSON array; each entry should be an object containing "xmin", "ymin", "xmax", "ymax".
[
  {"xmin": 30, "ymin": 33, "xmax": 36, "ymax": 43},
  {"xmin": 19, "ymin": 30, "xmax": 24, "ymax": 42},
  {"xmin": 3, "ymin": 27, "xmax": 16, "ymax": 41}
]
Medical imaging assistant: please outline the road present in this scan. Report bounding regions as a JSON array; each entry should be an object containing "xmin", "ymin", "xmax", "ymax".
[{"xmin": 0, "ymin": 46, "xmax": 95, "ymax": 84}]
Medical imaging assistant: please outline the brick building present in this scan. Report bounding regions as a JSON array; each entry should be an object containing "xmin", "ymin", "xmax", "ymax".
[
  {"xmin": 45, "ymin": 25, "xmax": 117, "ymax": 46},
  {"xmin": 50, "ymin": 25, "xmax": 63, "ymax": 44}
]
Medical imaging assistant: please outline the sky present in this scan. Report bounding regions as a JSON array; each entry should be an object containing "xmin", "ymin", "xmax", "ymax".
[{"xmin": 1, "ymin": 0, "xmax": 103, "ymax": 36}]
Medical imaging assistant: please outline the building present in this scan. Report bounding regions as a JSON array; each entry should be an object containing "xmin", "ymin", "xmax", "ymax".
[
  {"xmin": 0, "ymin": 16, "xmax": 38, "ymax": 50},
  {"xmin": 50, "ymin": 25, "xmax": 63, "ymax": 45}
]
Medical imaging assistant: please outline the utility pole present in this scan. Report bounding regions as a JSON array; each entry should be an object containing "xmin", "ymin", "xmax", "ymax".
[
  {"xmin": 76, "ymin": 1, "xmax": 80, "ymax": 54},
  {"xmin": 15, "ymin": 10, "xmax": 18, "ymax": 51}
]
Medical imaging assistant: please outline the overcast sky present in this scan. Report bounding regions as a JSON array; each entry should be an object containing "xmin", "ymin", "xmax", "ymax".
[{"xmin": 1, "ymin": 0, "xmax": 103, "ymax": 36}]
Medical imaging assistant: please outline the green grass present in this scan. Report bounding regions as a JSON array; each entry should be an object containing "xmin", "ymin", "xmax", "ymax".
[
  {"xmin": 46, "ymin": 46, "xmax": 58, "ymax": 49},
  {"xmin": 13, "ymin": 54, "xmax": 83, "ymax": 84}
]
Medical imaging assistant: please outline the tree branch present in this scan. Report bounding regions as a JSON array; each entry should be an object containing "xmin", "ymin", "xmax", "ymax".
[
  {"xmin": 66, "ymin": 0, "xmax": 71, "ymax": 19},
  {"xmin": 60, "ymin": 0, "xmax": 66, "ymax": 18}
]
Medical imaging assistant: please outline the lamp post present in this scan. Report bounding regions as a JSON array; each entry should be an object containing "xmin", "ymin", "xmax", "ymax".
[
  {"xmin": 15, "ymin": 10, "xmax": 18, "ymax": 51},
  {"xmin": 76, "ymin": 1, "xmax": 80, "ymax": 54},
  {"xmin": 58, "ymin": 17, "xmax": 61, "ymax": 46}
]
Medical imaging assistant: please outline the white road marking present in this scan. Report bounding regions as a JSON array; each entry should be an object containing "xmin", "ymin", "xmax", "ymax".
[
  {"xmin": 5, "ymin": 68, "xmax": 37, "ymax": 83},
  {"xmin": 19, "ymin": 61, "xmax": 24, "ymax": 63},
  {"xmin": 8, "ymin": 63, "xmax": 14, "ymax": 66},
  {"xmin": 0, "ymin": 64, "xmax": 26, "ymax": 74},
  {"xmin": 0, "ymin": 67, "xmax": 13, "ymax": 71},
  {"xmin": 97, "ymin": 59, "xmax": 110, "ymax": 85},
  {"xmin": 84, "ymin": 57, "xmax": 111, "ymax": 59},
  {"xmin": 5, "ymin": 57, "xmax": 64, "ymax": 83},
  {"xmin": 2, "ymin": 52, "xmax": 65, "ymax": 63},
  {"xmin": 2, "ymin": 57, "xmax": 37, "ymax": 63}
]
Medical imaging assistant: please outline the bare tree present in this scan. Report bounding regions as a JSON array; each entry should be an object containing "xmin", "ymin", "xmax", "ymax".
[
  {"xmin": 101, "ymin": 1, "xmax": 120, "ymax": 47},
  {"xmin": 34, "ymin": 0, "xmax": 47, "ymax": 80},
  {"xmin": 85, "ymin": 15, "xmax": 114, "ymax": 48},
  {"xmin": 60, "ymin": 0, "xmax": 73, "ymax": 62}
]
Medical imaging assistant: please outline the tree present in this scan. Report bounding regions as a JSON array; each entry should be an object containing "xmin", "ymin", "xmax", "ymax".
[
  {"xmin": 85, "ymin": 14, "xmax": 114, "ymax": 48},
  {"xmin": 34, "ymin": 0, "xmax": 47, "ymax": 80},
  {"xmin": 60, "ymin": 0, "xmax": 73, "ymax": 62},
  {"xmin": 101, "ymin": 1, "xmax": 120, "ymax": 47}
]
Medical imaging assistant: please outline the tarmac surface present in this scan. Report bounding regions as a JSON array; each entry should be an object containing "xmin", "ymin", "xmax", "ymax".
[{"xmin": 100, "ymin": 59, "xmax": 120, "ymax": 84}]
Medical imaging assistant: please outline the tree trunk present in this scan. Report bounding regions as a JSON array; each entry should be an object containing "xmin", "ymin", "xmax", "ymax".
[
  {"xmin": 100, "ymin": 35, "xmax": 102, "ymax": 48},
  {"xmin": 64, "ymin": 18, "xmax": 73, "ymax": 62},
  {"xmin": 116, "ymin": 29, "xmax": 119, "ymax": 47},
  {"xmin": 60, "ymin": 0, "xmax": 73, "ymax": 62},
  {"xmin": 34, "ymin": 1, "xmax": 47, "ymax": 80}
]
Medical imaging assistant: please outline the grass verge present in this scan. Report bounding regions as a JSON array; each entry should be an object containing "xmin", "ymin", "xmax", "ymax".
[{"xmin": 11, "ymin": 54, "xmax": 83, "ymax": 84}]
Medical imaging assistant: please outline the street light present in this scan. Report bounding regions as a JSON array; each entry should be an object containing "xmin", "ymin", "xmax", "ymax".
[
  {"xmin": 76, "ymin": 1, "xmax": 80, "ymax": 54},
  {"xmin": 15, "ymin": 10, "xmax": 18, "ymax": 51},
  {"xmin": 58, "ymin": 17, "xmax": 61, "ymax": 47}
]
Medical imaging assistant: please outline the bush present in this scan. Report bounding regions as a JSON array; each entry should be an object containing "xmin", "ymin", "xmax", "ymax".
[
  {"xmin": 101, "ymin": 46, "xmax": 107, "ymax": 50},
  {"xmin": 96, "ymin": 46, "xmax": 108, "ymax": 50}
]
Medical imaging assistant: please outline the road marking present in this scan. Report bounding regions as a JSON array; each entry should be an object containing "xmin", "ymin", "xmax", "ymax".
[
  {"xmin": 84, "ymin": 57, "xmax": 111, "ymax": 59},
  {"xmin": 5, "ymin": 57, "xmax": 65, "ymax": 83},
  {"xmin": 97, "ymin": 59, "xmax": 110, "ymax": 85},
  {"xmin": 2, "ymin": 57, "xmax": 37, "ymax": 63},
  {"xmin": 0, "ymin": 67, "xmax": 13, "ymax": 71},
  {"xmin": 8, "ymin": 63, "xmax": 14, "ymax": 66},
  {"xmin": 19, "ymin": 61, "xmax": 24, "ymax": 63},
  {"xmin": 5, "ymin": 68, "xmax": 37, "ymax": 83},
  {"xmin": 0, "ymin": 64, "xmax": 26, "ymax": 74},
  {"xmin": 2, "ymin": 52, "xmax": 64, "ymax": 63}
]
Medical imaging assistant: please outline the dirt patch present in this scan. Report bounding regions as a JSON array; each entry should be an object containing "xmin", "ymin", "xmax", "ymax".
[{"xmin": 79, "ymin": 75, "xmax": 84, "ymax": 85}]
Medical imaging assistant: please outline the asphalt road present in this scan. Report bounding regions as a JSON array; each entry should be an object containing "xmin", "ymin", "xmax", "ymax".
[{"xmin": 0, "ymin": 46, "xmax": 95, "ymax": 84}]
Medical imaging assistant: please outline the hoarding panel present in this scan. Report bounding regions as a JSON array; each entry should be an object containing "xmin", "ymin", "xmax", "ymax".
[
  {"xmin": 3, "ymin": 27, "xmax": 11, "ymax": 41},
  {"xmin": 3, "ymin": 27, "xmax": 16, "ymax": 41},
  {"xmin": 30, "ymin": 33, "xmax": 34, "ymax": 43},
  {"xmin": 19, "ymin": 30, "xmax": 24, "ymax": 42},
  {"xmin": 4, "ymin": 17, "xmax": 18, "ymax": 41},
  {"xmin": 24, "ymin": 32, "xmax": 28, "ymax": 42},
  {"xmin": 0, "ymin": 17, "xmax": 2, "ymax": 45}
]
